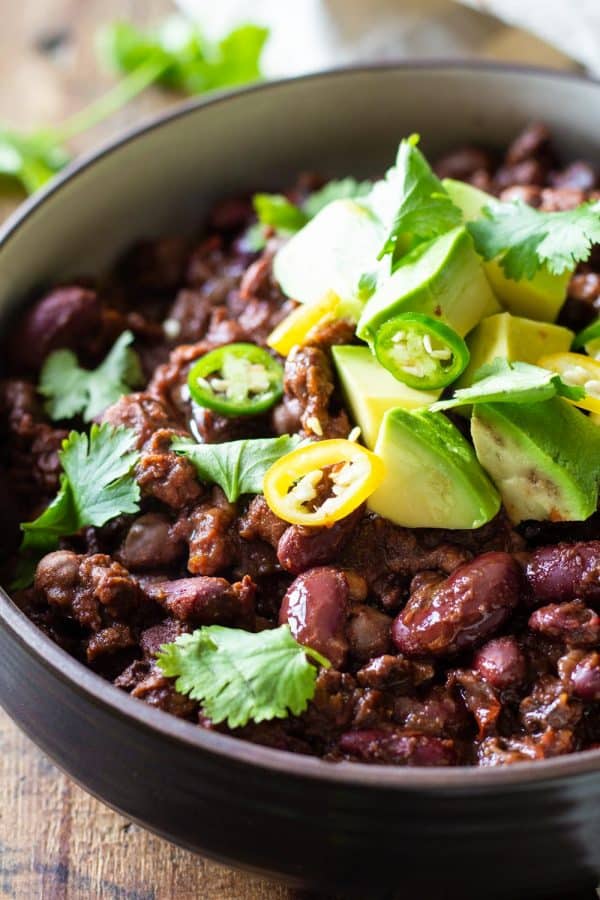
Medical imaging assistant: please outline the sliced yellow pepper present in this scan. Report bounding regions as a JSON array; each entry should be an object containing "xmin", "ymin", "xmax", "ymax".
[
  {"xmin": 267, "ymin": 290, "xmax": 340, "ymax": 357},
  {"xmin": 263, "ymin": 438, "xmax": 385, "ymax": 526},
  {"xmin": 538, "ymin": 352, "xmax": 600, "ymax": 414}
]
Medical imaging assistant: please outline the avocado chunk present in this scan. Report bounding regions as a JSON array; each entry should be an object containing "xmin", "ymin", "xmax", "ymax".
[
  {"xmin": 356, "ymin": 226, "xmax": 500, "ymax": 345},
  {"xmin": 471, "ymin": 398, "xmax": 600, "ymax": 523},
  {"xmin": 444, "ymin": 178, "xmax": 572, "ymax": 322},
  {"xmin": 458, "ymin": 312, "xmax": 574, "ymax": 388},
  {"xmin": 368, "ymin": 408, "xmax": 500, "ymax": 528},
  {"xmin": 331, "ymin": 345, "xmax": 440, "ymax": 448},
  {"xmin": 273, "ymin": 199, "xmax": 384, "ymax": 310}
]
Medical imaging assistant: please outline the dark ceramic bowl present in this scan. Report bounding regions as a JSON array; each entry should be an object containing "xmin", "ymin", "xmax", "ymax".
[{"xmin": 1, "ymin": 63, "xmax": 600, "ymax": 900}]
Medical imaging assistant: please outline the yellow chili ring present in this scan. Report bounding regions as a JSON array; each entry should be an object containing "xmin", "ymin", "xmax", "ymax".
[
  {"xmin": 538, "ymin": 352, "xmax": 600, "ymax": 414},
  {"xmin": 263, "ymin": 438, "xmax": 385, "ymax": 526},
  {"xmin": 267, "ymin": 290, "xmax": 340, "ymax": 357}
]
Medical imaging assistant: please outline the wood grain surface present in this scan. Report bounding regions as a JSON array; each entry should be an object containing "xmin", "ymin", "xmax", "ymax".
[{"xmin": 0, "ymin": 2, "xmax": 586, "ymax": 899}]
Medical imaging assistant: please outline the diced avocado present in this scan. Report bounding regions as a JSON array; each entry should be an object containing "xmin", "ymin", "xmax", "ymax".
[
  {"xmin": 444, "ymin": 178, "xmax": 572, "ymax": 322},
  {"xmin": 356, "ymin": 226, "xmax": 500, "ymax": 344},
  {"xmin": 368, "ymin": 408, "xmax": 500, "ymax": 528},
  {"xmin": 458, "ymin": 312, "xmax": 574, "ymax": 388},
  {"xmin": 331, "ymin": 345, "xmax": 440, "ymax": 448},
  {"xmin": 471, "ymin": 398, "xmax": 600, "ymax": 524},
  {"xmin": 273, "ymin": 198, "xmax": 384, "ymax": 310}
]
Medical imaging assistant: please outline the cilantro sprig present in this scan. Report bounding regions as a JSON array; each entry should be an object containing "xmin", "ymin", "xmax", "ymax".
[
  {"xmin": 15, "ymin": 424, "xmax": 141, "ymax": 587},
  {"xmin": 39, "ymin": 330, "xmax": 143, "ymax": 422},
  {"xmin": 367, "ymin": 134, "xmax": 462, "ymax": 267},
  {"xmin": 157, "ymin": 624, "xmax": 330, "ymax": 728},
  {"xmin": 468, "ymin": 199, "xmax": 600, "ymax": 280},
  {"xmin": 431, "ymin": 358, "xmax": 585, "ymax": 412},
  {"xmin": 172, "ymin": 434, "xmax": 300, "ymax": 502}
]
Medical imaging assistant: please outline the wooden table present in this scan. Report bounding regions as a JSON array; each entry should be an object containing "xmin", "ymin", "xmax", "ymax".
[{"xmin": 0, "ymin": 2, "xmax": 587, "ymax": 898}]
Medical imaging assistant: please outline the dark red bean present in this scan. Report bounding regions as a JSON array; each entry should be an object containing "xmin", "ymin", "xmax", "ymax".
[
  {"xmin": 338, "ymin": 729, "xmax": 457, "ymax": 766},
  {"xmin": 277, "ymin": 508, "xmax": 361, "ymax": 575},
  {"xmin": 433, "ymin": 146, "xmax": 494, "ymax": 180},
  {"xmin": 494, "ymin": 159, "xmax": 547, "ymax": 190},
  {"xmin": 526, "ymin": 542, "xmax": 600, "ymax": 605},
  {"xmin": 279, "ymin": 566, "xmax": 349, "ymax": 668},
  {"xmin": 505, "ymin": 121, "xmax": 551, "ymax": 165},
  {"xmin": 392, "ymin": 552, "xmax": 523, "ymax": 658},
  {"xmin": 118, "ymin": 513, "xmax": 184, "ymax": 571},
  {"xmin": 12, "ymin": 286, "xmax": 100, "ymax": 370},
  {"xmin": 473, "ymin": 636, "xmax": 527, "ymax": 691},
  {"xmin": 146, "ymin": 574, "xmax": 255, "ymax": 628},
  {"xmin": 569, "ymin": 652, "xmax": 600, "ymax": 702},
  {"xmin": 549, "ymin": 161, "xmax": 597, "ymax": 191},
  {"xmin": 529, "ymin": 601, "xmax": 600, "ymax": 647}
]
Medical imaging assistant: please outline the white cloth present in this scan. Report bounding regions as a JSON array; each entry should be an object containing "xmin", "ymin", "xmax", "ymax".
[{"xmin": 175, "ymin": 0, "xmax": 597, "ymax": 75}]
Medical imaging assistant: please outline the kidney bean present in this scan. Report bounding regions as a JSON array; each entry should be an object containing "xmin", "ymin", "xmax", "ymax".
[
  {"xmin": 494, "ymin": 159, "xmax": 547, "ymax": 190},
  {"xmin": 567, "ymin": 652, "xmax": 600, "ymax": 702},
  {"xmin": 529, "ymin": 601, "xmax": 600, "ymax": 647},
  {"xmin": 338, "ymin": 729, "xmax": 457, "ymax": 766},
  {"xmin": 549, "ymin": 161, "xmax": 598, "ymax": 191},
  {"xmin": 146, "ymin": 574, "xmax": 255, "ymax": 628},
  {"xmin": 346, "ymin": 605, "xmax": 392, "ymax": 662},
  {"xmin": 12, "ymin": 286, "xmax": 100, "ymax": 370},
  {"xmin": 118, "ymin": 513, "xmax": 184, "ymax": 571},
  {"xmin": 505, "ymin": 121, "xmax": 551, "ymax": 164},
  {"xmin": 392, "ymin": 552, "xmax": 523, "ymax": 658},
  {"xmin": 279, "ymin": 567, "xmax": 350, "ymax": 668},
  {"xmin": 473, "ymin": 636, "xmax": 527, "ymax": 691},
  {"xmin": 433, "ymin": 146, "xmax": 494, "ymax": 180},
  {"xmin": 277, "ymin": 508, "xmax": 362, "ymax": 575},
  {"xmin": 526, "ymin": 542, "xmax": 600, "ymax": 605}
]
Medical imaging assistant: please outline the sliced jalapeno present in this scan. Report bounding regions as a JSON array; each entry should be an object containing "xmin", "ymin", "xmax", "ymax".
[
  {"xmin": 188, "ymin": 343, "xmax": 283, "ymax": 416},
  {"xmin": 374, "ymin": 312, "xmax": 470, "ymax": 390},
  {"xmin": 573, "ymin": 320, "xmax": 600, "ymax": 358},
  {"xmin": 263, "ymin": 438, "xmax": 385, "ymax": 526}
]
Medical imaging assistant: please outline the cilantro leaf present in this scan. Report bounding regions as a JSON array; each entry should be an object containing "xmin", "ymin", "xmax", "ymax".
[
  {"xmin": 367, "ymin": 134, "xmax": 462, "ymax": 266},
  {"xmin": 468, "ymin": 199, "xmax": 600, "ymax": 280},
  {"xmin": 99, "ymin": 18, "xmax": 269, "ymax": 93},
  {"xmin": 17, "ymin": 424, "xmax": 141, "ymax": 585},
  {"xmin": 251, "ymin": 178, "xmax": 373, "ymax": 247},
  {"xmin": 0, "ymin": 129, "xmax": 70, "ymax": 194},
  {"xmin": 39, "ymin": 330, "xmax": 143, "ymax": 422},
  {"xmin": 172, "ymin": 434, "xmax": 301, "ymax": 502},
  {"xmin": 157, "ymin": 624, "xmax": 330, "ymax": 728},
  {"xmin": 431, "ymin": 358, "xmax": 585, "ymax": 412}
]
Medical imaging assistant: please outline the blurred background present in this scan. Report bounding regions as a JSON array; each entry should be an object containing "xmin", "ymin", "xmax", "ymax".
[{"xmin": 1, "ymin": 2, "xmax": 598, "ymax": 898}]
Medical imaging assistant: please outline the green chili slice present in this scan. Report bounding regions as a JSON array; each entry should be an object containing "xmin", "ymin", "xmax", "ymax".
[
  {"xmin": 374, "ymin": 312, "xmax": 470, "ymax": 390},
  {"xmin": 188, "ymin": 343, "xmax": 284, "ymax": 416},
  {"xmin": 573, "ymin": 319, "xmax": 600, "ymax": 358}
]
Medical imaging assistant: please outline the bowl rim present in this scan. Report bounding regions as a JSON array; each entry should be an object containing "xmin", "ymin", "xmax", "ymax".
[{"xmin": 2, "ymin": 59, "xmax": 600, "ymax": 790}]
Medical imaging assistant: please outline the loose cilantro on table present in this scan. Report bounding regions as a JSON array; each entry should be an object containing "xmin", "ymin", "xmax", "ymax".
[
  {"xmin": 15, "ymin": 424, "xmax": 141, "ymax": 587},
  {"xmin": 367, "ymin": 134, "xmax": 462, "ymax": 268},
  {"xmin": 172, "ymin": 434, "xmax": 301, "ymax": 502},
  {"xmin": 39, "ymin": 330, "xmax": 143, "ymax": 422},
  {"xmin": 1, "ymin": 18, "xmax": 269, "ymax": 195},
  {"xmin": 431, "ymin": 358, "xmax": 585, "ymax": 412},
  {"xmin": 468, "ymin": 199, "xmax": 600, "ymax": 280},
  {"xmin": 157, "ymin": 624, "xmax": 330, "ymax": 728}
]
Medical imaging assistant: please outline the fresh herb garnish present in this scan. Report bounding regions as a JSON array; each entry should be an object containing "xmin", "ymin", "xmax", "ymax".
[
  {"xmin": 431, "ymin": 358, "xmax": 585, "ymax": 412},
  {"xmin": 172, "ymin": 434, "xmax": 301, "ymax": 502},
  {"xmin": 99, "ymin": 18, "xmax": 269, "ymax": 93},
  {"xmin": 16, "ymin": 425, "xmax": 140, "ymax": 587},
  {"xmin": 1, "ymin": 17, "xmax": 269, "ymax": 195},
  {"xmin": 468, "ymin": 199, "xmax": 600, "ymax": 280},
  {"xmin": 367, "ymin": 134, "xmax": 462, "ymax": 267},
  {"xmin": 157, "ymin": 624, "xmax": 330, "ymax": 728},
  {"xmin": 251, "ymin": 178, "xmax": 372, "ymax": 247},
  {"xmin": 39, "ymin": 330, "xmax": 143, "ymax": 422}
]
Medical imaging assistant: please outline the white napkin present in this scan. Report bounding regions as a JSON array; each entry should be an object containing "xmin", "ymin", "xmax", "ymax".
[{"xmin": 175, "ymin": 0, "xmax": 588, "ymax": 74}]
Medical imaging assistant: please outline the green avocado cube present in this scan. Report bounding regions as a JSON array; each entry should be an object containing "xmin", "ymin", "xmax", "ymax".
[
  {"xmin": 356, "ymin": 226, "xmax": 500, "ymax": 345},
  {"xmin": 444, "ymin": 178, "xmax": 572, "ymax": 322},
  {"xmin": 331, "ymin": 345, "xmax": 440, "ymax": 448},
  {"xmin": 471, "ymin": 398, "xmax": 600, "ymax": 524},
  {"xmin": 368, "ymin": 407, "xmax": 500, "ymax": 528}
]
